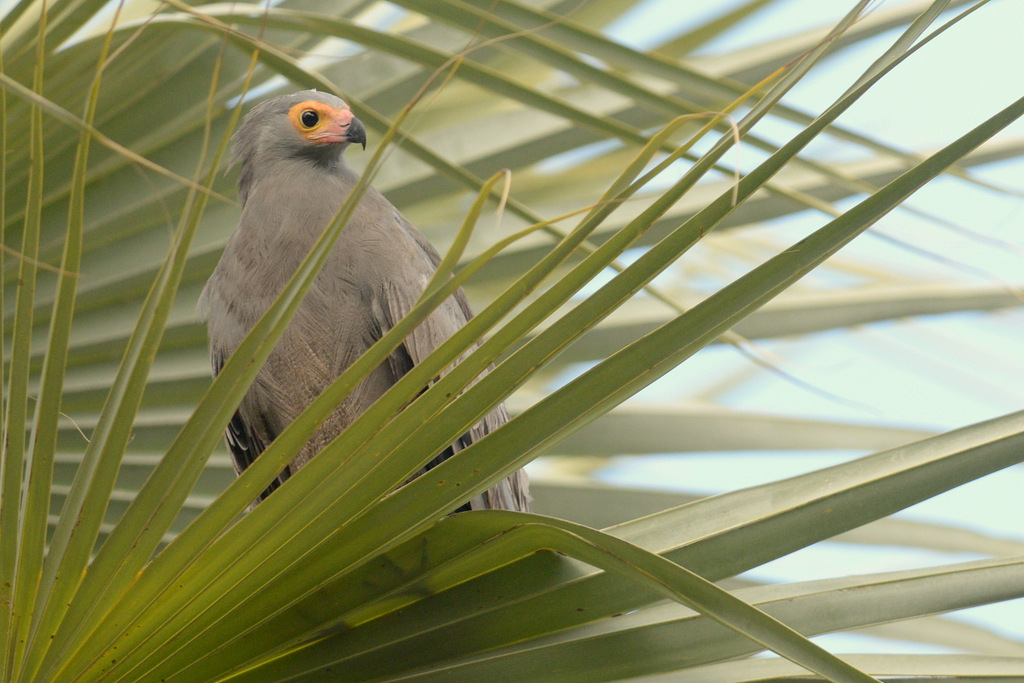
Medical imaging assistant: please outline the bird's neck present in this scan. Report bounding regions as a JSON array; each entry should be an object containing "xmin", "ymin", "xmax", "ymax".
[
  {"xmin": 238, "ymin": 152, "xmax": 355, "ymax": 206},
  {"xmin": 233, "ymin": 158, "xmax": 360, "ymax": 261}
]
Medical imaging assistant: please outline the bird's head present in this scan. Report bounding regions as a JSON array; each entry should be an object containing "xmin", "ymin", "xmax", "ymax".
[{"xmin": 232, "ymin": 90, "xmax": 367, "ymax": 203}]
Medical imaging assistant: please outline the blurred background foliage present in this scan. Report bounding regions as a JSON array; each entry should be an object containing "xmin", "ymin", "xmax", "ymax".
[{"xmin": 2, "ymin": 0, "xmax": 1023, "ymax": 680}]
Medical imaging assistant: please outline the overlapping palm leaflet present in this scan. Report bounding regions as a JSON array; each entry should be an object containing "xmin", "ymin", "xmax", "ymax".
[{"xmin": 2, "ymin": 0, "xmax": 1022, "ymax": 681}]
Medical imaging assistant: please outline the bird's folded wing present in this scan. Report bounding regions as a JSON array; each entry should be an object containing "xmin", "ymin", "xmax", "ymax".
[
  {"xmin": 377, "ymin": 225, "xmax": 530, "ymax": 511},
  {"xmin": 213, "ymin": 348, "xmax": 289, "ymax": 500}
]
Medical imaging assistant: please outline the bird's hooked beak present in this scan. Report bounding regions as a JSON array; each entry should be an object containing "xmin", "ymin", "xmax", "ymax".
[
  {"xmin": 345, "ymin": 116, "xmax": 367, "ymax": 150},
  {"xmin": 304, "ymin": 106, "xmax": 366, "ymax": 150}
]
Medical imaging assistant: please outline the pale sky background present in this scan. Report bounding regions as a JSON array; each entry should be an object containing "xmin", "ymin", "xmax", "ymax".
[
  {"xmin": 555, "ymin": 0, "xmax": 1024, "ymax": 655},
  {"xmin": 2, "ymin": 0, "xmax": 1016, "ymax": 666}
]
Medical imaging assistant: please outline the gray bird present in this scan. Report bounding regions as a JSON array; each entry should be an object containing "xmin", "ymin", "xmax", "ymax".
[{"xmin": 200, "ymin": 90, "xmax": 529, "ymax": 512}]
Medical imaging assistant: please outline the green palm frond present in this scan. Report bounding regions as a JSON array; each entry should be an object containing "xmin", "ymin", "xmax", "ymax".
[{"xmin": 3, "ymin": 0, "xmax": 1023, "ymax": 681}]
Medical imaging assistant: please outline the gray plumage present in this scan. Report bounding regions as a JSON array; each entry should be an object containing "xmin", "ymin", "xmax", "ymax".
[{"xmin": 200, "ymin": 90, "xmax": 529, "ymax": 512}]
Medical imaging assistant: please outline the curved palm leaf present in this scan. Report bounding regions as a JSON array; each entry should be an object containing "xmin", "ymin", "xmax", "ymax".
[{"xmin": 3, "ymin": 0, "xmax": 1023, "ymax": 681}]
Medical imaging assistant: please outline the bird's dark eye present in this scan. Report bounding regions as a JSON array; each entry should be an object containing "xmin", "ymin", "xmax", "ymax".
[{"xmin": 299, "ymin": 109, "xmax": 319, "ymax": 128}]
